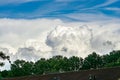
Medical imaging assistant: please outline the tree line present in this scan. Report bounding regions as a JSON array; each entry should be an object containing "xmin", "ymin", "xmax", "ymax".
[{"xmin": 0, "ymin": 50, "xmax": 120, "ymax": 78}]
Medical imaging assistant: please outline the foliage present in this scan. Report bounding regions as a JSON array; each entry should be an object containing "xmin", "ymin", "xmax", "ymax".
[
  {"xmin": 0, "ymin": 50, "xmax": 120, "ymax": 78},
  {"xmin": 34, "ymin": 58, "xmax": 50, "ymax": 74},
  {"xmin": 83, "ymin": 52, "xmax": 103, "ymax": 69},
  {"xmin": 10, "ymin": 60, "xmax": 34, "ymax": 77},
  {"xmin": 0, "ymin": 52, "xmax": 10, "ymax": 66}
]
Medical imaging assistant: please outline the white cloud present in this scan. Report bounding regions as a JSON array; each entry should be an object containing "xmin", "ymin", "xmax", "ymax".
[
  {"xmin": 46, "ymin": 25, "xmax": 92, "ymax": 57},
  {"xmin": 65, "ymin": 13, "xmax": 120, "ymax": 22},
  {"xmin": 0, "ymin": 18, "xmax": 62, "ymax": 48},
  {"xmin": 105, "ymin": 7, "xmax": 120, "ymax": 11},
  {"xmin": 0, "ymin": 18, "xmax": 120, "ymax": 70},
  {"xmin": 46, "ymin": 24, "xmax": 120, "ymax": 57},
  {"xmin": 92, "ymin": 0, "xmax": 118, "ymax": 8}
]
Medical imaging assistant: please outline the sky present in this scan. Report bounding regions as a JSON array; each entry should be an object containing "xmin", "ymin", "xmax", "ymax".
[
  {"xmin": 0, "ymin": 0, "xmax": 120, "ymax": 70},
  {"xmin": 0, "ymin": 0, "xmax": 120, "ymax": 20}
]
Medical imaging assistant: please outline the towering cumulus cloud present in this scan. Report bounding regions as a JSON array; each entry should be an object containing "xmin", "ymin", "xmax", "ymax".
[
  {"xmin": 46, "ymin": 24, "xmax": 120, "ymax": 57},
  {"xmin": 46, "ymin": 25, "xmax": 93, "ymax": 57},
  {"xmin": 0, "ymin": 19, "xmax": 120, "ymax": 62}
]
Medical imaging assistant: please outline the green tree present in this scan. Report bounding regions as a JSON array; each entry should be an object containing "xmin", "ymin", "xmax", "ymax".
[
  {"xmin": 48, "ymin": 55, "xmax": 65, "ymax": 73},
  {"xmin": 103, "ymin": 50, "xmax": 120, "ymax": 65},
  {"xmin": 83, "ymin": 52, "xmax": 103, "ymax": 69},
  {"xmin": 11, "ymin": 60, "xmax": 26, "ymax": 76},
  {"xmin": 0, "ymin": 52, "xmax": 10, "ymax": 66},
  {"xmin": 103, "ymin": 51, "xmax": 120, "ymax": 68},
  {"xmin": 59, "ymin": 57, "xmax": 70, "ymax": 72},
  {"xmin": 11, "ymin": 60, "xmax": 34, "ymax": 77},
  {"xmin": 34, "ymin": 58, "xmax": 50, "ymax": 75},
  {"xmin": 68, "ymin": 56, "xmax": 83, "ymax": 71},
  {"xmin": 1, "ymin": 70, "xmax": 12, "ymax": 78},
  {"xmin": 0, "ymin": 52, "xmax": 10, "ymax": 79},
  {"xmin": 22, "ymin": 61, "xmax": 34, "ymax": 75}
]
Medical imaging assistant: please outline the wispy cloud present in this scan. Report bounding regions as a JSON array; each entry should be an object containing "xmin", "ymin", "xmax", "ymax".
[
  {"xmin": 55, "ymin": 0, "xmax": 79, "ymax": 2},
  {"xmin": 105, "ymin": 7, "xmax": 120, "ymax": 11},
  {"xmin": 0, "ymin": 0, "xmax": 40, "ymax": 5},
  {"xmin": 92, "ymin": 0, "xmax": 118, "ymax": 8},
  {"xmin": 0, "ymin": 0, "xmax": 120, "ymax": 20},
  {"xmin": 65, "ymin": 13, "xmax": 120, "ymax": 22}
]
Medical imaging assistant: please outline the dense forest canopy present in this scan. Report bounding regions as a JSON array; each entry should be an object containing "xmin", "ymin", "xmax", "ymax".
[{"xmin": 0, "ymin": 50, "xmax": 120, "ymax": 78}]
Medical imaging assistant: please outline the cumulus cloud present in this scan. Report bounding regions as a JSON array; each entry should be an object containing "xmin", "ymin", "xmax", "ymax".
[
  {"xmin": 15, "ymin": 39, "xmax": 52, "ymax": 61},
  {"xmin": 89, "ymin": 23, "xmax": 120, "ymax": 53},
  {"xmin": 46, "ymin": 25, "xmax": 92, "ymax": 57},
  {"xmin": 0, "ymin": 18, "xmax": 62, "ymax": 48},
  {"xmin": 46, "ymin": 24, "xmax": 120, "ymax": 57},
  {"xmin": 0, "ymin": 18, "xmax": 62, "ymax": 70},
  {"xmin": 0, "ymin": 18, "xmax": 120, "ymax": 70}
]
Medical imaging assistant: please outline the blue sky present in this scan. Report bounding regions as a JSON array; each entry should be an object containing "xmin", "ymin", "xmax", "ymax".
[{"xmin": 0, "ymin": 0, "xmax": 120, "ymax": 21}]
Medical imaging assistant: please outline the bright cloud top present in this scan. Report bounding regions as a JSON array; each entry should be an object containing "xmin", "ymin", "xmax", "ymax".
[
  {"xmin": 0, "ymin": 18, "xmax": 120, "ymax": 60},
  {"xmin": 46, "ymin": 25, "xmax": 92, "ymax": 57}
]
